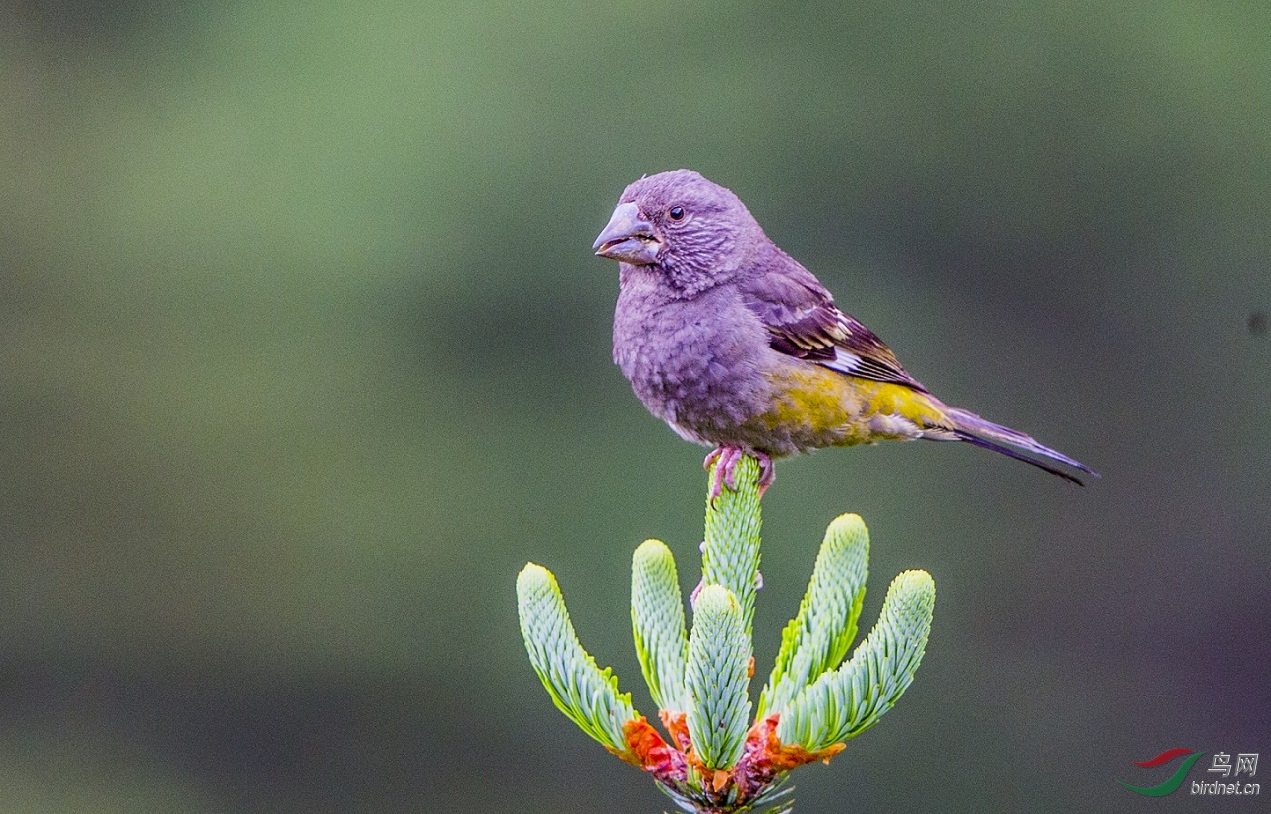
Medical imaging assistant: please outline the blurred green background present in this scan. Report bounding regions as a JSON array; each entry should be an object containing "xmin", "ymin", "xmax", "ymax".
[{"xmin": 2, "ymin": 1, "xmax": 1268, "ymax": 812}]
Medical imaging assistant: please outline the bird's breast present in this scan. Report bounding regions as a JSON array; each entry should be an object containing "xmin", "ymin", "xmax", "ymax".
[{"xmin": 613, "ymin": 284, "xmax": 771, "ymax": 442}]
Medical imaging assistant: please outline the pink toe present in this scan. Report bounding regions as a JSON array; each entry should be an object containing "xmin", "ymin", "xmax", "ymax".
[{"xmin": 755, "ymin": 452, "xmax": 776, "ymax": 496}]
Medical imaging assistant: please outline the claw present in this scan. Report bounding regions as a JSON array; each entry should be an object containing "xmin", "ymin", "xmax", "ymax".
[
  {"xmin": 754, "ymin": 451, "xmax": 775, "ymax": 496},
  {"xmin": 706, "ymin": 446, "xmax": 739, "ymax": 503},
  {"xmin": 704, "ymin": 446, "xmax": 777, "ymax": 502}
]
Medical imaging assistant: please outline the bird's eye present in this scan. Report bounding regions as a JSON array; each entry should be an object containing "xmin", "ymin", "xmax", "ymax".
[{"xmin": 668, "ymin": 206, "xmax": 686, "ymax": 221}]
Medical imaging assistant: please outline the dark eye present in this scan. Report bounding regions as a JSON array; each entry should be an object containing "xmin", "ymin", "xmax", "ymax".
[{"xmin": 668, "ymin": 206, "xmax": 685, "ymax": 221}]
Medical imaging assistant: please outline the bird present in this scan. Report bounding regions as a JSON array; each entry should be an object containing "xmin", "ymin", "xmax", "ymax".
[{"xmin": 592, "ymin": 169, "xmax": 1096, "ymax": 499}]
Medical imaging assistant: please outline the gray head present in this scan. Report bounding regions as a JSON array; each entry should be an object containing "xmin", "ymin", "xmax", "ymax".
[{"xmin": 593, "ymin": 169, "xmax": 766, "ymax": 294}]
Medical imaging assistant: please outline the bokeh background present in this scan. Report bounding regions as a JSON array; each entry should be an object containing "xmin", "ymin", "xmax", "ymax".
[{"xmin": 3, "ymin": 2, "xmax": 1268, "ymax": 812}]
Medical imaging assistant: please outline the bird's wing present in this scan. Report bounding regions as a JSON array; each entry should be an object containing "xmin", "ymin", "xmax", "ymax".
[{"xmin": 738, "ymin": 263, "xmax": 929, "ymax": 392}]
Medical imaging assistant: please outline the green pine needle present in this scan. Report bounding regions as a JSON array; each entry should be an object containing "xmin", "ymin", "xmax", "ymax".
[
  {"xmin": 703, "ymin": 456, "xmax": 762, "ymax": 634},
  {"xmin": 686, "ymin": 584, "xmax": 752, "ymax": 771},
  {"xmin": 776, "ymin": 569, "xmax": 935, "ymax": 752},
  {"xmin": 517, "ymin": 452, "xmax": 939, "ymax": 812},
  {"xmin": 517, "ymin": 563, "xmax": 638, "ymax": 753},
  {"xmin": 631, "ymin": 539, "xmax": 690, "ymax": 713},
  {"xmin": 759, "ymin": 513, "xmax": 870, "ymax": 717}
]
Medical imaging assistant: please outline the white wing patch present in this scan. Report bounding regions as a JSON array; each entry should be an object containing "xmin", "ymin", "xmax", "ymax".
[{"xmin": 821, "ymin": 349, "xmax": 862, "ymax": 376}]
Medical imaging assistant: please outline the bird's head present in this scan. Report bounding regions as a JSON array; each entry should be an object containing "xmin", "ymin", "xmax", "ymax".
[{"xmin": 593, "ymin": 169, "xmax": 763, "ymax": 294}]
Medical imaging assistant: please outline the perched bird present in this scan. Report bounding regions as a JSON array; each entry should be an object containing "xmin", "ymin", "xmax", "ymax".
[{"xmin": 592, "ymin": 169, "xmax": 1096, "ymax": 498}]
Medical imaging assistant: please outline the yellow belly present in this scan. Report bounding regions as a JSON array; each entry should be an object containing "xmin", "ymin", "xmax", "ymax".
[{"xmin": 752, "ymin": 365, "xmax": 948, "ymax": 450}]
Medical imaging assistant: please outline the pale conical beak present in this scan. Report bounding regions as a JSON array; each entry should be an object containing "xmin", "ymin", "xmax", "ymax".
[{"xmin": 592, "ymin": 202, "xmax": 661, "ymax": 265}]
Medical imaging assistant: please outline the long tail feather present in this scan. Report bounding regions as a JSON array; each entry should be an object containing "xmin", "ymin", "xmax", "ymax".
[
  {"xmin": 953, "ymin": 430, "xmax": 1087, "ymax": 485},
  {"xmin": 942, "ymin": 407, "xmax": 1098, "ymax": 486}
]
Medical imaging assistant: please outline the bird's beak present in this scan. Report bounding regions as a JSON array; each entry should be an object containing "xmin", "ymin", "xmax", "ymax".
[{"xmin": 593, "ymin": 202, "xmax": 661, "ymax": 265}]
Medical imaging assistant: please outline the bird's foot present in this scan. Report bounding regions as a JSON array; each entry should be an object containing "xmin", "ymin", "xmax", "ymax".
[
  {"xmin": 704, "ymin": 446, "xmax": 744, "ymax": 502},
  {"xmin": 703, "ymin": 447, "xmax": 776, "ymax": 502},
  {"xmin": 755, "ymin": 451, "xmax": 775, "ymax": 495}
]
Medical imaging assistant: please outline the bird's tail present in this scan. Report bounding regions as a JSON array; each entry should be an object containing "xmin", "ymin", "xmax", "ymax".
[{"xmin": 938, "ymin": 407, "xmax": 1098, "ymax": 486}]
